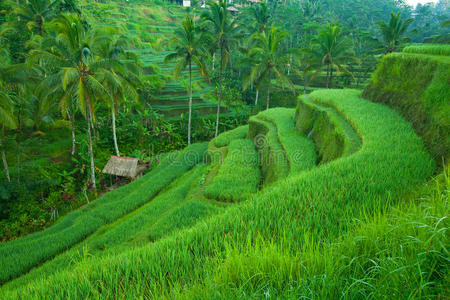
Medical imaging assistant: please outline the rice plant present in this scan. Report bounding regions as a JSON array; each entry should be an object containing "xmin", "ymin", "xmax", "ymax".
[
  {"xmin": 0, "ymin": 143, "xmax": 208, "ymax": 283},
  {"xmin": 403, "ymin": 44, "xmax": 450, "ymax": 56},
  {"xmin": 256, "ymin": 108, "xmax": 317, "ymax": 174},
  {"xmin": 0, "ymin": 90, "xmax": 435, "ymax": 299},
  {"xmin": 205, "ymin": 139, "xmax": 260, "ymax": 202}
]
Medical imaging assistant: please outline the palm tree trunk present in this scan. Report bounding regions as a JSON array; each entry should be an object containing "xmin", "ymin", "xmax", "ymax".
[
  {"xmin": 255, "ymin": 89, "xmax": 259, "ymax": 105},
  {"xmin": 16, "ymin": 0, "xmax": 20, "ymax": 22},
  {"xmin": 111, "ymin": 104, "xmax": 120, "ymax": 156},
  {"xmin": 330, "ymin": 67, "xmax": 333, "ymax": 89},
  {"xmin": 303, "ymin": 75, "xmax": 307, "ymax": 94},
  {"xmin": 214, "ymin": 50, "xmax": 223, "ymax": 138},
  {"xmin": 70, "ymin": 104, "xmax": 76, "ymax": 156},
  {"xmin": 326, "ymin": 65, "xmax": 330, "ymax": 89},
  {"xmin": 212, "ymin": 53, "xmax": 215, "ymax": 71},
  {"xmin": 86, "ymin": 106, "xmax": 96, "ymax": 192},
  {"xmin": 1, "ymin": 125, "xmax": 10, "ymax": 182},
  {"xmin": 266, "ymin": 71, "xmax": 271, "ymax": 110},
  {"xmin": 188, "ymin": 61, "xmax": 193, "ymax": 145}
]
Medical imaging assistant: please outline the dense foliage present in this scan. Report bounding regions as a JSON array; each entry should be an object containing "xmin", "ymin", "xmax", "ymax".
[{"xmin": 0, "ymin": 2, "xmax": 448, "ymax": 297}]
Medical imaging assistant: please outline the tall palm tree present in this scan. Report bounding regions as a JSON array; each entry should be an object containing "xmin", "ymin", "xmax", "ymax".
[
  {"xmin": 307, "ymin": 24, "xmax": 355, "ymax": 88},
  {"xmin": 376, "ymin": 12, "xmax": 414, "ymax": 54},
  {"xmin": 165, "ymin": 15, "xmax": 208, "ymax": 145},
  {"xmin": 34, "ymin": 14, "xmax": 111, "ymax": 191},
  {"xmin": 244, "ymin": 26, "xmax": 294, "ymax": 110},
  {"xmin": 7, "ymin": 0, "xmax": 57, "ymax": 36},
  {"xmin": 96, "ymin": 34, "xmax": 142, "ymax": 156},
  {"xmin": 247, "ymin": 0, "xmax": 271, "ymax": 34},
  {"xmin": 0, "ymin": 84, "xmax": 17, "ymax": 183},
  {"xmin": 239, "ymin": 1, "xmax": 271, "ymax": 106},
  {"xmin": 201, "ymin": 0, "xmax": 240, "ymax": 137}
]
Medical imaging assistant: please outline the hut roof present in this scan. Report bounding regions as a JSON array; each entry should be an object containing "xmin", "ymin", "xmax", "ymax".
[{"xmin": 102, "ymin": 156, "xmax": 146, "ymax": 178}]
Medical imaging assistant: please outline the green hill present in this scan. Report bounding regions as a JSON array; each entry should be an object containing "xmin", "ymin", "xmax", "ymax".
[
  {"xmin": 81, "ymin": 0, "xmax": 226, "ymax": 120},
  {"xmin": 1, "ymin": 83, "xmax": 446, "ymax": 298}
]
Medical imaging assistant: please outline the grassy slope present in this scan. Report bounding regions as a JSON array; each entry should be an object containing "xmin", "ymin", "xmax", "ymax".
[
  {"xmin": 0, "ymin": 90, "xmax": 435, "ymax": 298},
  {"xmin": 204, "ymin": 139, "xmax": 260, "ymax": 202},
  {"xmin": 363, "ymin": 50, "xmax": 450, "ymax": 163},
  {"xmin": 0, "ymin": 143, "xmax": 207, "ymax": 284},
  {"xmin": 256, "ymin": 107, "xmax": 317, "ymax": 174}
]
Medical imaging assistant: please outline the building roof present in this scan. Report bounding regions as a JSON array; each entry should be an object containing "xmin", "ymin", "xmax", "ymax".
[{"xmin": 102, "ymin": 156, "xmax": 147, "ymax": 178}]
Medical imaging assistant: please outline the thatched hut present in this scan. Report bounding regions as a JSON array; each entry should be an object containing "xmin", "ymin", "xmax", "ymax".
[{"xmin": 102, "ymin": 156, "xmax": 149, "ymax": 179}]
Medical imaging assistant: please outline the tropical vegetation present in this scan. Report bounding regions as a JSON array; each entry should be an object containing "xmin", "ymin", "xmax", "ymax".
[{"xmin": 0, "ymin": 0, "xmax": 448, "ymax": 298}]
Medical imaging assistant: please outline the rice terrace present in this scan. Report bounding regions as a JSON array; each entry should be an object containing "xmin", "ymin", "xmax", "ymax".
[{"xmin": 0, "ymin": 0, "xmax": 448, "ymax": 299}]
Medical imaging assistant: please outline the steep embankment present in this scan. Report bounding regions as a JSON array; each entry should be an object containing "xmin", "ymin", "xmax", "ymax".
[
  {"xmin": 0, "ymin": 90, "xmax": 436, "ymax": 299},
  {"xmin": 363, "ymin": 45, "xmax": 450, "ymax": 163}
]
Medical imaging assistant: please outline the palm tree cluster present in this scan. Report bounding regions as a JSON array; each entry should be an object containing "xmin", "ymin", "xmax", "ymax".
[
  {"xmin": 1, "ymin": 6, "xmax": 142, "ymax": 190},
  {"xmin": 0, "ymin": 0, "xmax": 418, "ymax": 190}
]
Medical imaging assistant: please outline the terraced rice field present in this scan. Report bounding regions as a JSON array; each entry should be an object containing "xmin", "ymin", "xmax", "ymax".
[
  {"xmin": 82, "ymin": 0, "xmax": 224, "ymax": 120},
  {"xmin": 0, "ymin": 88, "xmax": 441, "ymax": 299}
]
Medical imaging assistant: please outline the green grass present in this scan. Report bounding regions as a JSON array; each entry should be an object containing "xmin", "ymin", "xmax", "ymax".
[
  {"xmin": 296, "ymin": 94, "xmax": 362, "ymax": 163},
  {"xmin": 0, "ymin": 142, "xmax": 207, "ymax": 284},
  {"xmin": 248, "ymin": 113, "xmax": 290, "ymax": 185},
  {"xmin": 213, "ymin": 125, "xmax": 249, "ymax": 148},
  {"xmin": 256, "ymin": 108, "xmax": 317, "ymax": 174},
  {"xmin": 180, "ymin": 167, "xmax": 449, "ymax": 298},
  {"xmin": 363, "ymin": 52, "xmax": 450, "ymax": 164},
  {"xmin": 1, "ymin": 90, "xmax": 434, "ymax": 298},
  {"xmin": 205, "ymin": 139, "xmax": 260, "ymax": 202},
  {"xmin": 403, "ymin": 44, "xmax": 450, "ymax": 56},
  {"xmin": 141, "ymin": 200, "xmax": 222, "ymax": 244},
  {"xmin": 87, "ymin": 164, "xmax": 207, "ymax": 251}
]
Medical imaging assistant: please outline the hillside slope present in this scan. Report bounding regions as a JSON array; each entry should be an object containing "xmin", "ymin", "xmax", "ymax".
[
  {"xmin": 0, "ymin": 89, "xmax": 439, "ymax": 299},
  {"xmin": 81, "ymin": 0, "xmax": 225, "ymax": 120},
  {"xmin": 363, "ymin": 45, "xmax": 450, "ymax": 163}
]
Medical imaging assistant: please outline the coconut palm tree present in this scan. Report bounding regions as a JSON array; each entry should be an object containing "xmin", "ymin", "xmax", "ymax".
[
  {"xmin": 307, "ymin": 24, "xmax": 355, "ymax": 88},
  {"xmin": 0, "ymin": 84, "xmax": 17, "ymax": 182},
  {"xmin": 34, "ymin": 14, "xmax": 111, "ymax": 191},
  {"xmin": 376, "ymin": 12, "xmax": 414, "ymax": 54},
  {"xmin": 239, "ymin": 1, "xmax": 271, "ymax": 106},
  {"xmin": 96, "ymin": 34, "xmax": 142, "ymax": 156},
  {"xmin": 244, "ymin": 26, "xmax": 294, "ymax": 110},
  {"xmin": 165, "ymin": 15, "xmax": 208, "ymax": 145},
  {"xmin": 201, "ymin": 0, "xmax": 240, "ymax": 137},
  {"xmin": 7, "ymin": 0, "xmax": 57, "ymax": 36}
]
